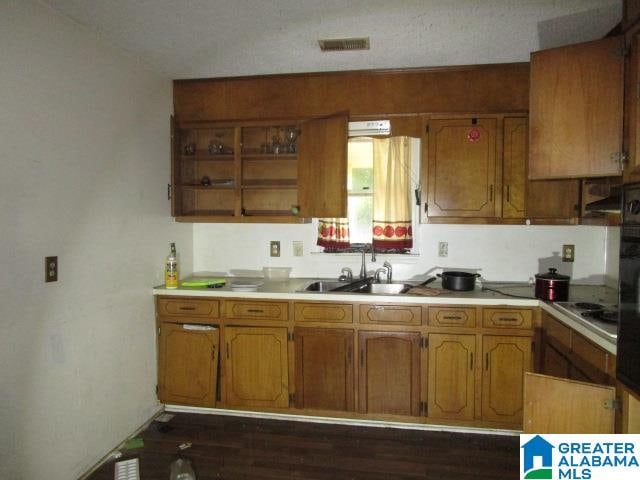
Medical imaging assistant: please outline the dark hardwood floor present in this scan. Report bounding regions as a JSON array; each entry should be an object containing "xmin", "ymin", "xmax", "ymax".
[{"xmin": 86, "ymin": 413, "xmax": 519, "ymax": 479}]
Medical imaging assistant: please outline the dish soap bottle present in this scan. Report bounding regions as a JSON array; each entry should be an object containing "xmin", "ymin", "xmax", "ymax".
[{"xmin": 165, "ymin": 242, "xmax": 179, "ymax": 289}]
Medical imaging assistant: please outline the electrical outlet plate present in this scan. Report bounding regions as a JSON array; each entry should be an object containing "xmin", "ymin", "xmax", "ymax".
[
  {"xmin": 438, "ymin": 241, "xmax": 448, "ymax": 258},
  {"xmin": 270, "ymin": 241, "xmax": 281, "ymax": 257},
  {"xmin": 562, "ymin": 244, "xmax": 575, "ymax": 263},
  {"xmin": 293, "ymin": 241, "xmax": 303, "ymax": 257},
  {"xmin": 45, "ymin": 256, "xmax": 58, "ymax": 282}
]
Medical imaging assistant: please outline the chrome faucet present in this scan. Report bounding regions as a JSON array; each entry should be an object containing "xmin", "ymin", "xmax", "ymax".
[
  {"xmin": 383, "ymin": 261, "xmax": 392, "ymax": 283},
  {"xmin": 374, "ymin": 262, "xmax": 393, "ymax": 283},
  {"xmin": 339, "ymin": 267, "xmax": 353, "ymax": 282},
  {"xmin": 359, "ymin": 243, "xmax": 376, "ymax": 279}
]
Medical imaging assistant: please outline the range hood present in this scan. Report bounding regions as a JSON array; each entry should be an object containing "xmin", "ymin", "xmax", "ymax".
[{"xmin": 584, "ymin": 186, "xmax": 621, "ymax": 213}]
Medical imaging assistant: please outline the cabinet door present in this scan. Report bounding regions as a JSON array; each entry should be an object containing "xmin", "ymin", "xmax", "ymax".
[
  {"xmin": 224, "ymin": 326, "xmax": 289, "ymax": 408},
  {"xmin": 523, "ymin": 372, "xmax": 615, "ymax": 433},
  {"xmin": 358, "ymin": 331, "xmax": 421, "ymax": 416},
  {"xmin": 502, "ymin": 117, "xmax": 527, "ymax": 219},
  {"xmin": 158, "ymin": 323, "xmax": 219, "ymax": 407},
  {"xmin": 529, "ymin": 36, "xmax": 624, "ymax": 179},
  {"xmin": 427, "ymin": 118, "xmax": 497, "ymax": 217},
  {"xmin": 427, "ymin": 334, "xmax": 475, "ymax": 420},
  {"xmin": 526, "ymin": 179, "xmax": 580, "ymax": 220},
  {"xmin": 297, "ymin": 113, "xmax": 348, "ymax": 218},
  {"xmin": 481, "ymin": 335, "xmax": 532, "ymax": 424},
  {"xmin": 170, "ymin": 115, "xmax": 181, "ymax": 217},
  {"xmin": 295, "ymin": 328, "xmax": 354, "ymax": 411}
]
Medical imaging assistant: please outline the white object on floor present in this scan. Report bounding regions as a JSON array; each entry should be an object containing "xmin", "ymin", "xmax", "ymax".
[{"xmin": 114, "ymin": 458, "xmax": 140, "ymax": 480}]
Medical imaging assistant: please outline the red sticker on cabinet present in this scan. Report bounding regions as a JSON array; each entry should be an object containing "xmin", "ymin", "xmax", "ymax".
[{"xmin": 467, "ymin": 128, "xmax": 481, "ymax": 142}]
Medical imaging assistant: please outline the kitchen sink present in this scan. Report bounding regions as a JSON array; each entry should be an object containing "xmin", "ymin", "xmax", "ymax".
[{"xmin": 300, "ymin": 278, "xmax": 415, "ymax": 295}]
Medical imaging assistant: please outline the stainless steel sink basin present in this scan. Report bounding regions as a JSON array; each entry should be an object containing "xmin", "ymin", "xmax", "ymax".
[
  {"xmin": 361, "ymin": 283, "xmax": 414, "ymax": 294},
  {"xmin": 301, "ymin": 280, "xmax": 350, "ymax": 292}
]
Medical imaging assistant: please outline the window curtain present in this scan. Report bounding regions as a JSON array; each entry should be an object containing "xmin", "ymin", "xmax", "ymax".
[
  {"xmin": 317, "ymin": 218, "xmax": 350, "ymax": 250},
  {"xmin": 372, "ymin": 136, "xmax": 413, "ymax": 250}
]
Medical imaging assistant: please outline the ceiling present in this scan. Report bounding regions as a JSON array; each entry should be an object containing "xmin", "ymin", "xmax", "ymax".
[{"xmin": 43, "ymin": 0, "xmax": 621, "ymax": 80}]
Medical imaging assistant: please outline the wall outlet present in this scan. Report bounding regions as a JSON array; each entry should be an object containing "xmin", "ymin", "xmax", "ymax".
[
  {"xmin": 270, "ymin": 241, "xmax": 280, "ymax": 257},
  {"xmin": 293, "ymin": 241, "xmax": 303, "ymax": 257},
  {"xmin": 45, "ymin": 256, "xmax": 58, "ymax": 282},
  {"xmin": 438, "ymin": 241, "xmax": 448, "ymax": 258},
  {"xmin": 562, "ymin": 244, "xmax": 575, "ymax": 262}
]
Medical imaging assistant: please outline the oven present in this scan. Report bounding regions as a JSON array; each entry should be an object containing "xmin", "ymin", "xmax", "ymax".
[{"xmin": 617, "ymin": 183, "xmax": 640, "ymax": 393}]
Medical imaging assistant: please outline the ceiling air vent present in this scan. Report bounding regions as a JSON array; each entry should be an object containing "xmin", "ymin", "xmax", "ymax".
[{"xmin": 318, "ymin": 37, "xmax": 370, "ymax": 52}]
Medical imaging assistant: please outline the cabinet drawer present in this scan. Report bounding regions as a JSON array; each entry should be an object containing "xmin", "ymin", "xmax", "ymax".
[
  {"xmin": 483, "ymin": 308, "xmax": 532, "ymax": 329},
  {"xmin": 225, "ymin": 300, "xmax": 288, "ymax": 321},
  {"xmin": 542, "ymin": 313, "xmax": 571, "ymax": 351},
  {"xmin": 359, "ymin": 305, "xmax": 422, "ymax": 325},
  {"xmin": 157, "ymin": 297, "xmax": 220, "ymax": 318},
  {"xmin": 295, "ymin": 303, "xmax": 353, "ymax": 323},
  {"xmin": 428, "ymin": 307, "xmax": 476, "ymax": 327}
]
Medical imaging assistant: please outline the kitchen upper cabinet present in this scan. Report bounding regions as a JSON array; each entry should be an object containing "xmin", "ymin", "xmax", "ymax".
[
  {"xmin": 502, "ymin": 117, "xmax": 526, "ymax": 219},
  {"xmin": 157, "ymin": 323, "xmax": 219, "ymax": 407},
  {"xmin": 426, "ymin": 117, "xmax": 497, "ymax": 218},
  {"xmin": 224, "ymin": 326, "xmax": 289, "ymax": 408},
  {"xmin": 171, "ymin": 114, "xmax": 347, "ymax": 222},
  {"xmin": 526, "ymin": 179, "xmax": 581, "ymax": 221},
  {"xmin": 481, "ymin": 335, "xmax": 532, "ymax": 424},
  {"xmin": 427, "ymin": 333, "xmax": 476, "ymax": 420},
  {"xmin": 294, "ymin": 327, "xmax": 354, "ymax": 411},
  {"xmin": 358, "ymin": 331, "xmax": 421, "ymax": 416},
  {"xmin": 529, "ymin": 36, "xmax": 624, "ymax": 179}
]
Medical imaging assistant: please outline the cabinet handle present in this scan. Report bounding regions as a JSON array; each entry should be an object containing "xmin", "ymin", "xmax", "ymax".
[
  {"xmin": 443, "ymin": 315, "xmax": 462, "ymax": 320},
  {"xmin": 497, "ymin": 317, "xmax": 519, "ymax": 322},
  {"xmin": 347, "ymin": 346, "xmax": 352, "ymax": 364},
  {"xmin": 506, "ymin": 185, "xmax": 510, "ymax": 202},
  {"xmin": 485, "ymin": 353, "xmax": 489, "ymax": 371},
  {"xmin": 360, "ymin": 349, "xmax": 364, "ymax": 367},
  {"xmin": 212, "ymin": 346, "xmax": 216, "ymax": 360},
  {"xmin": 470, "ymin": 352, "xmax": 474, "ymax": 370},
  {"xmin": 226, "ymin": 342, "xmax": 230, "ymax": 359},
  {"xmin": 179, "ymin": 306, "xmax": 196, "ymax": 311},
  {"xmin": 247, "ymin": 309, "xmax": 265, "ymax": 314},
  {"xmin": 489, "ymin": 185, "xmax": 494, "ymax": 202}
]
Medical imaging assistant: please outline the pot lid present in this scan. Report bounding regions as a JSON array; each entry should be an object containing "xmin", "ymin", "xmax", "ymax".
[{"xmin": 535, "ymin": 268, "xmax": 570, "ymax": 281}]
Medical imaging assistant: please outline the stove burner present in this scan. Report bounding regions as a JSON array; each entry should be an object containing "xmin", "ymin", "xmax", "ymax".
[
  {"xmin": 581, "ymin": 310, "xmax": 619, "ymax": 324},
  {"xmin": 575, "ymin": 302, "xmax": 604, "ymax": 310}
]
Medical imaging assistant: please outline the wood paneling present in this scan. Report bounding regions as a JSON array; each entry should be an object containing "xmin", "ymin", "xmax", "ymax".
[
  {"xmin": 224, "ymin": 326, "xmax": 289, "ymax": 408},
  {"xmin": 529, "ymin": 36, "xmax": 624, "ymax": 179},
  {"xmin": 294, "ymin": 328, "xmax": 354, "ymax": 411},
  {"xmin": 524, "ymin": 373, "xmax": 615, "ymax": 433},
  {"xmin": 174, "ymin": 64, "xmax": 530, "ymax": 121},
  {"xmin": 359, "ymin": 331, "xmax": 421, "ymax": 416},
  {"xmin": 158, "ymin": 323, "xmax": 218, "ymax": 407},
  {"xmin": 427, "ymin": 117, "xmax": 498, "ymax": 218},
  {"xmin": 427, "ymin": 334, "xmax": 476, "ymax": 420},
  {"xmin": 482, "ymin": 336, "xmax": 532, "ymax": 424},
  {"xmin": 541, "ymin": 312, "xmax": 571, "ymax": 351},
  {"xmin": 526, "ymin": 179, "xmax": 581, "ymax": 219}
]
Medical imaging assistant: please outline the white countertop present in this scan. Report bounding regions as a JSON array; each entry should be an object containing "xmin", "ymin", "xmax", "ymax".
[{"xmin": 153, "ymin": 277, "xmax": 617, "ymax": 353}]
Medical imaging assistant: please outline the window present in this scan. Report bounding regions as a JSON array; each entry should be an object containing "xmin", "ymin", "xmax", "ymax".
[{"xmin": 317, "ymin": 136, "xmax": 420, "ymax": 253}]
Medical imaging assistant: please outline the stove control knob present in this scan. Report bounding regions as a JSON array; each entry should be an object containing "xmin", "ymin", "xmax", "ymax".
[{"xmin": 627, "ymin": 199, "xmax": 640, "ymax": 215}]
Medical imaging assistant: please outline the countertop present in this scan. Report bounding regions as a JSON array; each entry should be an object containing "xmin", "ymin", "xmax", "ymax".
[{"xmin": 153, "ymin": 277, "xmax": 618, "ymax": 354}]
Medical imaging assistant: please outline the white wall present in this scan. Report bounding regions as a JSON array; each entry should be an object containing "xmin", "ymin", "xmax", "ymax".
[
  {"xmin": 0, "ymin": 2, "xmax": 191, "ymax": 479},
  {"xmin": 194, "ymin": 223, "xmax": 607, "ymax": 284},
  {"xmin": 605, "ymin": 226, "xmax": 621, "ymax": 288}
]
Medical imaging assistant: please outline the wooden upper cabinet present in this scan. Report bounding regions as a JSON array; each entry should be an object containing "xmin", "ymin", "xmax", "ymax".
[
  {"xmin": 427, "ymin": 117, "xmax": 498, "ymax": 217},
  {"xmin": 526, "ymin": 179, "xmax": 581, "ymax": 220},
  {"xmin": 358, "ymin": 331, "xmax": 421, "ymax": 416},
  {"xmin": 294, "ymin": 328, "xmax": 354, "ymax": 411},
  {"xmin": 502, "ymin": 117, "xmax": 527, "ymax": 219},
  {"xmin": 297, "ymin": 113, "xmax": 348, "ymax": 218},
  {"xmin": 529, "ymin": 36, "xmax": 624, "ymax": 179}
]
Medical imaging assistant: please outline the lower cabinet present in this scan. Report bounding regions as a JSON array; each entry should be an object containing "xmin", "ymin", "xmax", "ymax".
[
  {"xmin": 294, "ymin": 327, "xmax": 355, "ymax": 411},
  {"xmin": 224, "ymin": 326, "xmax": 289, "ymax": 408},
  {"xmin": 427, "ymin": 333, "xmax": 476, "ymax": 420},
  {"xmin": 158, "ymin": 322, "xmax": 219, "ymax": 407},
  {"xmin": 481, "ymin": 335, "xmax": 532, "ymax": 424},
  {"xmin": 358, "ymin": 331, "xmax": 421, "ymax": 416}
]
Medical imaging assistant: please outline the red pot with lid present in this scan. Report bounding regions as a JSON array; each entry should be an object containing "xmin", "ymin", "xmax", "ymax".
[{"xmin": 535, "ymin": 268, "xmax": 570, "ymax": 301}]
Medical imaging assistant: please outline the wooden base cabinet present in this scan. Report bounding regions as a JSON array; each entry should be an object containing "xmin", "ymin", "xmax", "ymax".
[
  {"xmin": 294, "ymin": 328, "xmax": 354, "ymax": 411},
  {"xmin": 481, "ymin": 335, "xmax": 532, "ymax": 424},
  {"xmin": 224, "ymin": 326, "xmax": 289, "ymax": 408},
  {"xmin": 158, "ymin": 323, "xmax": 219, "ymax": 407},
  {"xmin": 427, "ymin": 334, "xmax": 476, "ymax": 420},
  {"xmin": 358, "ymin": 331, "xmax": 421, "ymax": 416}
]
